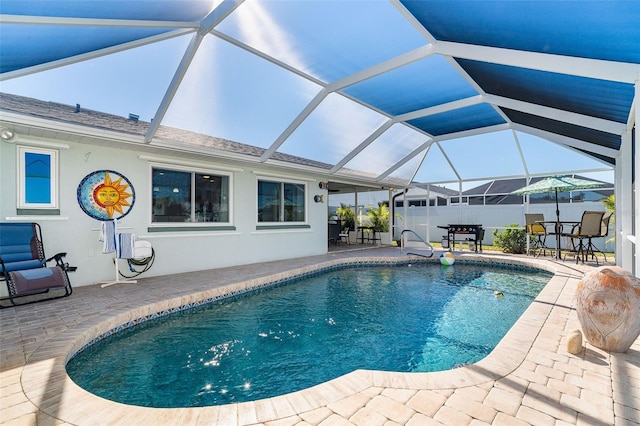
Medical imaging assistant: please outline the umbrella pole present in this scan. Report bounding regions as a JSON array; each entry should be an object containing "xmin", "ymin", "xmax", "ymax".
[{"xmin": 555, "ymin": 188, "xmax": 561, "ymax": 259}]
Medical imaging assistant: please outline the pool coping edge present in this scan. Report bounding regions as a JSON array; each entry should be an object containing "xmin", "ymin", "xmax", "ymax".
[{"xmin": 20, "ymin": 254, "xmax": 582, "ymax": 425}]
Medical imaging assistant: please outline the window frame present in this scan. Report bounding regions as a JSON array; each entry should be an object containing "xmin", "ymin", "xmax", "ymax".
[
  {"xmin": 256, "ymin": 177, "xmax": 307, "ymax": 226},
  {"xmin": 149, "ymin": 164, "xmax": 233, "ymax": 228},
  {"xmin": 17, "ymin": 145, "xmax": 59, "ymax": 210}
]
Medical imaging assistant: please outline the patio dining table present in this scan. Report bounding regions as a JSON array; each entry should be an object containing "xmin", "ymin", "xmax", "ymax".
[
  {"xmin": 357, "ymin": 226, "xmax": 380, "ymax": 244},
  {"xmin": 536, "ymin": 220, "xmax": 580, "ymax": 259}
]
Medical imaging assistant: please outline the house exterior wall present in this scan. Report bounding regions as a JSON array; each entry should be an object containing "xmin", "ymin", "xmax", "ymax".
[{"xmin": 1, "ymin": 138, "xmax": 330, "ymax": 292}]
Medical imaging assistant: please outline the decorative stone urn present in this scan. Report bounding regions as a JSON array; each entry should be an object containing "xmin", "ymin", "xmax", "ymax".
[{"xmin": 576, "ymin": 266, "xmax": 640, "ymax": 353}]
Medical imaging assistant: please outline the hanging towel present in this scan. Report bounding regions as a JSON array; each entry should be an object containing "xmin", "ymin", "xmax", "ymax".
[
  {"xmin": 100, "ymin": 220, "xmax": 116, "ymax": 254},
  {"xmin": 118, "ymin": 233, "xmax": 135, "ymax": 259}
]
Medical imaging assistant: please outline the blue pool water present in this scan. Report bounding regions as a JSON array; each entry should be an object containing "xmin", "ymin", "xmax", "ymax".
[{"xmin": 66, "ymin": 263, "xmax": 550, "ymax": 408}]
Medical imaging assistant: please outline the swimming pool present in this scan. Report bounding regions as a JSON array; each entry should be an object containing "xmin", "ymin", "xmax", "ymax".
[{"xmin": 66, "ymin": 262, "xmax": 550, "ymax": 408}]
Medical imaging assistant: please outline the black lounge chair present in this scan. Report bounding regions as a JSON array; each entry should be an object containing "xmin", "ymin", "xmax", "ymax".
[{"xmin": 0, "ymin": 222, "xmax": 73, "ymax": 307}]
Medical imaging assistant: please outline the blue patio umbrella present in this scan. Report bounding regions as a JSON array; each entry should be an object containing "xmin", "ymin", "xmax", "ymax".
[{"xmin": 512, "ymin": 176, "xmax": 605, "ymax": 258}]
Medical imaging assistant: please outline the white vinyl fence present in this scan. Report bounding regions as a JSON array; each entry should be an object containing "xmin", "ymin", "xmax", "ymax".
[{"xmin": 393, "ymin": 202, "xmax": 614, "ymax": 253}]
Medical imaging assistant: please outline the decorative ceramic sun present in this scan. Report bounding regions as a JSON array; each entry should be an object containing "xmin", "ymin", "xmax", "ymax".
[{"xmin": 77, "ymin": 170, "xmax": 135, "ymax": 220}]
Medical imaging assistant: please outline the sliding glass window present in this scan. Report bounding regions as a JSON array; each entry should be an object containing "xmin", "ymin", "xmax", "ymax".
[
  {"xmin": 257, "ymin": 180, "xmax": 305, "ymax": 223},
  {"xmin": 152, "ymin": 167, "xmax": 230, "ymax": 224}
]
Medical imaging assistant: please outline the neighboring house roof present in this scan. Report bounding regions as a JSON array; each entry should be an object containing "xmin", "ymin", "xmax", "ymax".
[
  {"xmin": 462, "ymin": 176, "xmax": 613, "ymax": 196},
  {"xmin": 410, "ymin": 184, "xmax": 460, "ymax": 197}
]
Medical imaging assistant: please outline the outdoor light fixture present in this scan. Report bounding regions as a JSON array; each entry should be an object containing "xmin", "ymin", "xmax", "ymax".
[{"xmin": 0, "ymin": 128, "xmax": 15, "ymax": 142}]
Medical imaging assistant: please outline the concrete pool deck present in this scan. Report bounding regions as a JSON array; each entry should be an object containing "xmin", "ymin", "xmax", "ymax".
[{"xmin": 1, "ymin": 247, "xmax": 638, "ymax": 425}]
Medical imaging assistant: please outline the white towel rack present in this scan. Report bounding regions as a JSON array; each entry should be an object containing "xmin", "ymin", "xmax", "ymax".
[{"xmin": 94, "ymin": 219, "xmax": 137, "ymax": 288}]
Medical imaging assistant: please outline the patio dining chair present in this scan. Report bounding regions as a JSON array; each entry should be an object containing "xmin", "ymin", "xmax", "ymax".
[
  {"xmin": 525, "ymin": 213, "xmax": 551, "ymax": 257},
  {"xmin": 338, "ymin": 227, "xmax": 350, "ymax": 245},
  {"xmin": 561, "ymin": 211, "xmax": 605, "ymax": 264},
  {"xmin": 328, "ymin": 222, "xmax": 341, "ymax": 246},
  {"xmin": 583, "ymin": 211, "xmax": 613, "ymax": 263}
]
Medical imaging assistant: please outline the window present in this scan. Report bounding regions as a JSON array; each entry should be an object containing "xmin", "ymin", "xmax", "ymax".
[
  {"xmin": 17, "ymin": 146, "xmax": 58, "ymax": 209},
  {"xmin": 450, "ymin": 196, "xmax": 468, "ymax": 206},
  {"xmin": 258, "ymin": 179, "xmax": 305, "ymax": 223},
  {"xmin": 151, "ymin": 167, "xmax": 230, "ymax": 224}
]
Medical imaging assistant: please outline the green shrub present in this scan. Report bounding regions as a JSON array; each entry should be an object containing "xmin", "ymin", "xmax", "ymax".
[{"xmin": 492, "ymin": 224, "xmax": 527, "ymax": 254}]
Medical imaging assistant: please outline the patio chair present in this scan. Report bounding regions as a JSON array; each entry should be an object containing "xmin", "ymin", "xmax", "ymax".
[
  {"xmin": 525, "ymin": 213, "xmax": 551, "ymax": 257},
  {"xmin": 583, "ymin": 211, "xmax": 613, "ymax": 263},
  {"xmin": 562, "ymin": 211, "xmax": 605, "ymax": 264},
  {"xmin": 0, "ymin": 222, "xmax": 73, "ymax": 307},
  {"xmin": 338, "ymin": 227, "xmax": 350, "ymax": 245},
  {"xmin": 328, "ymin": 222, "xmax": 341, "ymax": 246}
]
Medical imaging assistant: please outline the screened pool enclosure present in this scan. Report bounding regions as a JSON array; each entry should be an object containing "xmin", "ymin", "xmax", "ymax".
[{"xmin": 0, "ymin": 0, "xmax": 638, "ymax": 274}]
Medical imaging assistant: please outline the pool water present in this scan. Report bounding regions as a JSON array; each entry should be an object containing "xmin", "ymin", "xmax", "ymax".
[{"xmin": 66, "ymin": 263, "xmax": 550, "ymax": 408}]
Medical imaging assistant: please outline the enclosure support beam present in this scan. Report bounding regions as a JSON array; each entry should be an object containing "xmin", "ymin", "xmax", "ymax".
[
  {"xmin": 617, "ymin": 80, "xmax": 638, "ymax": 277},
  {"xmin": 615, "ymin": 131, "xmax": 632, "ymax": 271},
  {"xmin": 634, "ymin": 81, "xmax": 640, "ymax": 277}
]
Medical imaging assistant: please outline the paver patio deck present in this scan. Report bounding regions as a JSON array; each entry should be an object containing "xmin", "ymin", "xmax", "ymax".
[{"xmin": 1, "ymin": 247, "xmax": 638, "ymax": 425}]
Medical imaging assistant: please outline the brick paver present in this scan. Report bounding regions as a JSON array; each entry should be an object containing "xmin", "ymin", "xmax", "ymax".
[{"xmin": 1, "ymin": 248, "xmax": 638, "ymax": 425}]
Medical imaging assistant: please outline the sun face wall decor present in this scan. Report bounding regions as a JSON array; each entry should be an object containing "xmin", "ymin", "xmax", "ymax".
[{"xmin": 77, "ymin": 170, "xmax": 135, "ymax": 220}]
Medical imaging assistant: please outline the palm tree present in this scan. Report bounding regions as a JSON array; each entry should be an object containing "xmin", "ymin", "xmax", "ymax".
[
  {"xmin": 336, "ymin": 203, "xmax": 355, "ymax": 231},
  {"xmin": 600, "ymin": 194, "xmax": 615, "ymax": 245},
  {"xmin": 601, "ymin": 194, "xmax": 614, "ymax": 215},
  {"xmin": 367, "ymin": 202, "xmax": 389, "ymax": 232}
]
